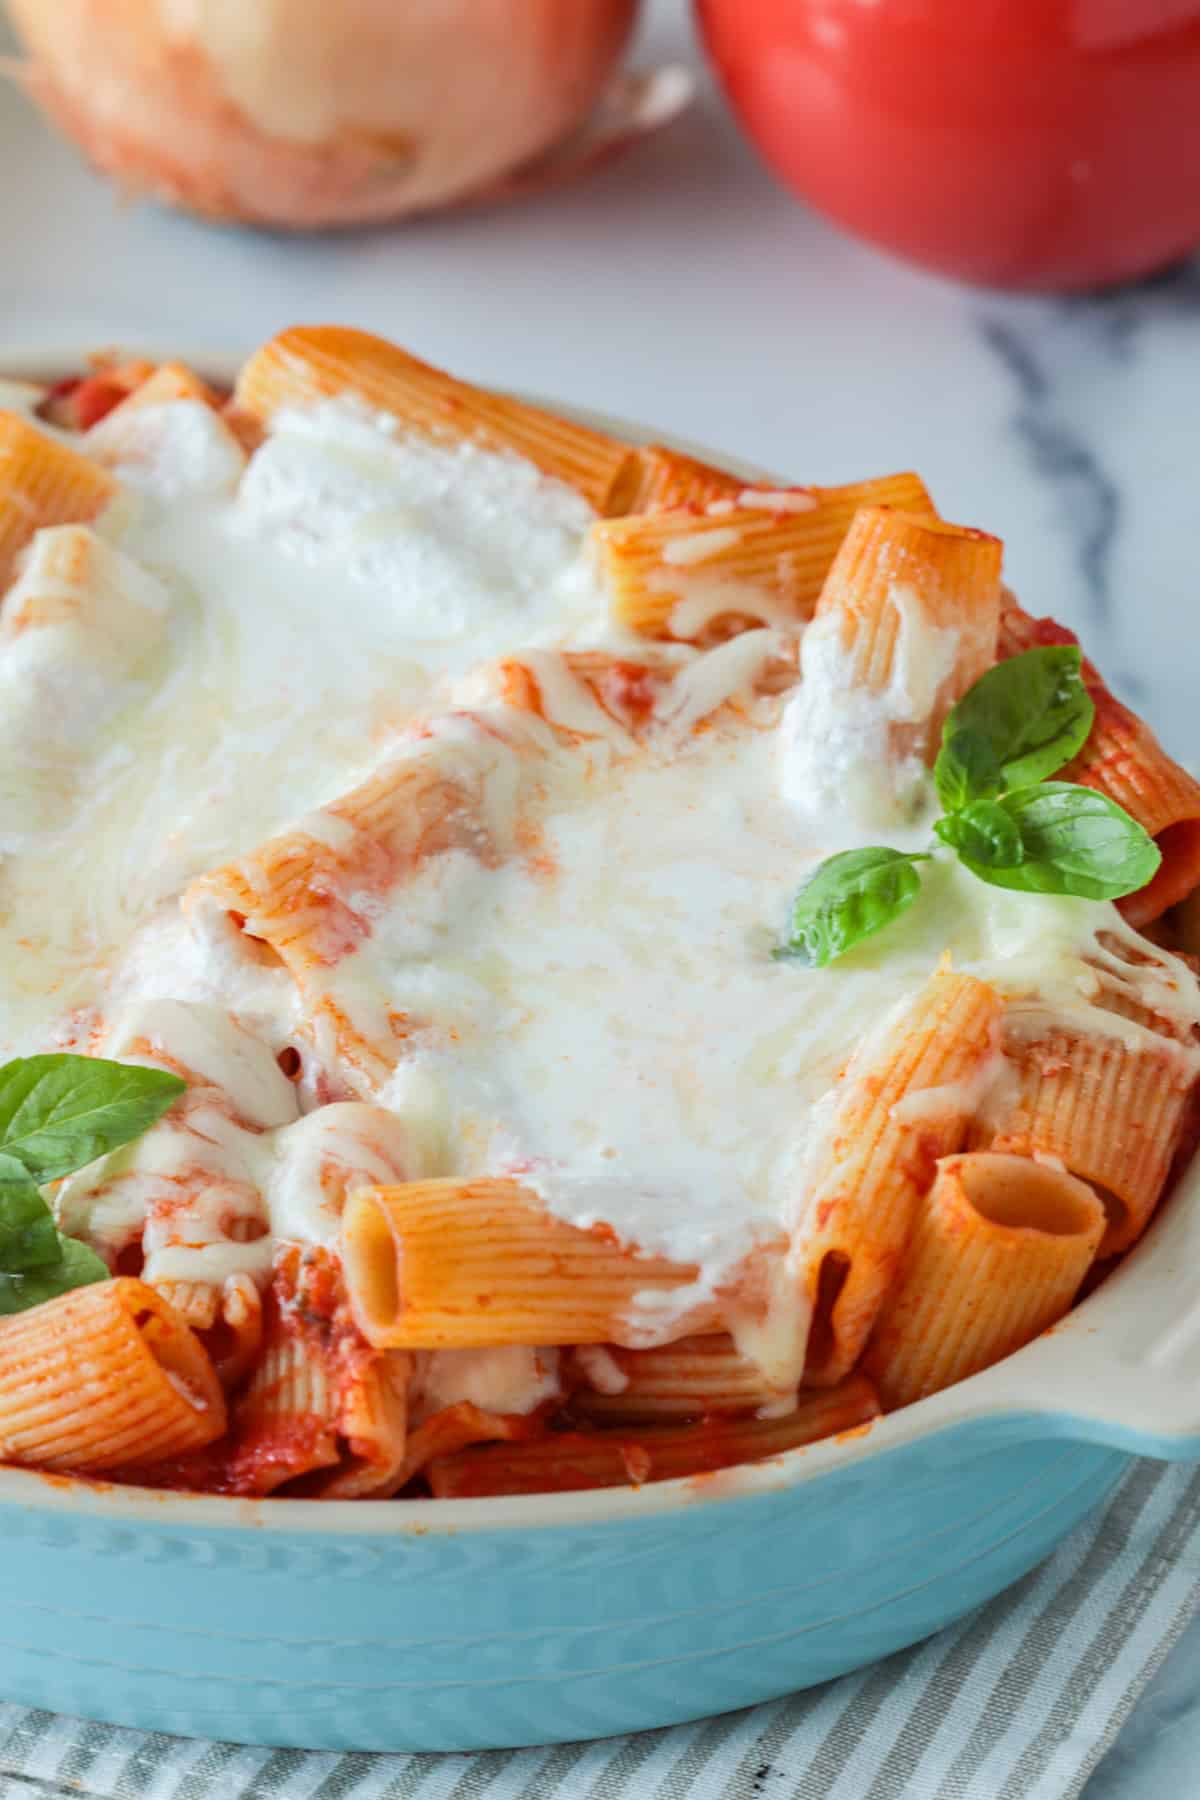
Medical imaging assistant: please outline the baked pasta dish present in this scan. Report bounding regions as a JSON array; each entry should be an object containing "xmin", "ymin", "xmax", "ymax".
[{"xmin": 0, "ymin": 329, "xmax": 1196, "ymax": 1499}]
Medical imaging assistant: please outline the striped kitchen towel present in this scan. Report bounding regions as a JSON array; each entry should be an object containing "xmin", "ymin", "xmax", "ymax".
[{"xmin": 1, "ymin": 1459, "xmax": 1199, "ymax": 1800}]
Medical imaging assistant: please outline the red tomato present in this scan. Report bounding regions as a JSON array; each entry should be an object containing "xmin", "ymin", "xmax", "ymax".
[{"xmin": 695, "ymin": 0, "xmax": 1200, "ymax": 291}]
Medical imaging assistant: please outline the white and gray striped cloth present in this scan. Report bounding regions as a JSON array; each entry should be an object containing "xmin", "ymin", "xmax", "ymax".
[{"xmin": 2, "ymin": 1460, "xmax": 1198, "ymax": 1800}]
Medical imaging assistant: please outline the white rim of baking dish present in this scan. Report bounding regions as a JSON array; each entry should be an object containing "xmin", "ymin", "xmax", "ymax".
[{"xmin": 1, "ymin": 338, "xmax": 1198, "ymax": 1534}]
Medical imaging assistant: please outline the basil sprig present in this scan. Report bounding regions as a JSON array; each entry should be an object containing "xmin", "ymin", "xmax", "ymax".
[
  {"xmin": 0, "ymin": 1055, "xmax": 185, "ymax": 1313},
  {"xmin": 933, "ymin": 645, "xmax": 1095, "ymax": 810},
  {"xmin": 774, "ymin": 847, "xmax": 930, "ymax": 967},
  {"xmin": 777, "ymin": 647, "xmax": 1161, "ymax": 968}
]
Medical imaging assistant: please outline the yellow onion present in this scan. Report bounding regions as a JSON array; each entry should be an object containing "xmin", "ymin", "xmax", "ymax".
[{"xmin": 7, "ymin": 0, "xmax": 644, "ymax": 228}]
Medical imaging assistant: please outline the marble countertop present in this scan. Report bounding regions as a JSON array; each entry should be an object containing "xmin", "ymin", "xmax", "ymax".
[{"xmin": 0, "ymin": 0, "xmax": 1197, "ymax": 1789}]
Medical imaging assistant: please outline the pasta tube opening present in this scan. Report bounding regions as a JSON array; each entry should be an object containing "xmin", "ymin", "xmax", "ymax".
[
  {"xmin": 803, "ymin": 1252, "xmax": 851, "ymax": 1386},
  {"xmin": 864, "ymin": 1153, "xmax": 1105, "ymax": 1409},
  {"xmin": 0, "ymin": 1278, "xmax": 226, "ymax": 1475},
  {"xmin": 343, "ymin": 1187, "xmax": 402, "ymax": 1343},
  {"xmin": 342, "ymin": 1180, "xmax": 712, "ymax": 1350},
  {"xmin": 955, "ymin": 1154, "xmax": 1106, "ymax": 1239}
]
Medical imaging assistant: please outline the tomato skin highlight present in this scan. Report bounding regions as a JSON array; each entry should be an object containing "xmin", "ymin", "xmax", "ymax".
[{"xmin": 696, "ymin": 0, "xmax": 1200, "ymax": 291}]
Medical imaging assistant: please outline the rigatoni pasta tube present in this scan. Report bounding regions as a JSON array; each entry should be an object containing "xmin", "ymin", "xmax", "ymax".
[
  {"xmin": 812, "ymin": 506, "xmax": 1003, "ymax": 761},
  {"xmin": 1, "ymin": 525, "xmax": 165, "ymax": 654},
  {"xmin": 228, "ymin": 1254, "xmax": 410, "ymax": 1497},
  {"xmin": 864, "ymin": 1154, "xmax": 1105, "ymax": 1408},
  {"xmin": 105, "ymin": 361, "xmax": 219, "ymax": 414},
  {"xmin": 0, "ymin": 412, "xmax": 116, "ymax": 588},
  {"xmin": 186, "ymin": 720, "xmax": 527, "ymax": 984},
  {"xmin": 975, "ymin": 1017, "xmax": 1194, "ymax": 1257},
  {"xmin": 1000, "ymin": 606, "xmax": 1200, "ymax": 925},
  {"xmin": 233, "ymin": 326, "xmax": 631, "ymax": 514},
  {"xmin": 570, "ymin": 1335, "xmax": 789, "ymax": 1423},
  {"xmin": 0, "ymin": 1279, "xmax": 225, "ymax": 1474},
  {"xmin": 388, "ymin": 1400, "xmax": 534, "ymax": 1492},
  {"xmin": 608, "ymin": 444, "xmax": 745, "ymax": 515},
  {"xmin": 151, "ymin": 1278, "xmax": 219, "ymax": 1331},
  {"xmin": 315, "ymin": 1348, "xmax": 412, "ymax": 1500},
  {"xmin": 213, "ymin": 1273, "xmax": 264, "ymax": 1390},
  {"xmin": 593, "ymin": 473, "xmax": 936, "ymax": 643},
  {"xmin": 798, "ymin": 971, "xmax": 1003, "ymax": 1387},
  {"xmin": 343, "ymin": 1179, "xmax": 716, "ymax": 1350},
  {"xmin": 429, "ymin": 1376, "xmax": 881, "ymax": 1497},
  {"xmin": 87, "ymin": 365, "xmax": 247, "ymax": 485},
  {"xmin": 227, "ymin": 1329, "xmax": 340, "ymax": 1495}
]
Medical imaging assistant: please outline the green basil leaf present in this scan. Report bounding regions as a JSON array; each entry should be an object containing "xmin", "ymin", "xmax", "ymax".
[
  {"xmin": 935, "ymin": 798, "xmax": 1024, "ymax": 869},
  {"xmin": 958, "ymin": 782, "xmax": 1162, "ymax": 900},
  {"xmin": 0, "ymin": 1055, "xmax": 185, "ymax": 1185},
  {"xmin": 776, "ymin": 847, "xmax": 928, "ymax": 968},
  {"xmin": 0, "ymin": 1151, "xmax": 63, "ymax": 1272},
  {"xmin": 0, "ymin": 1233, "xmax": 109, "ymax": 1315},
  {"xmin": 934, "ymin": 728, "xmax": 1005, "ymax": 815},
  {"xmin": 936, "ymin": 646, "xmax": 1094, "ymax": 805}
]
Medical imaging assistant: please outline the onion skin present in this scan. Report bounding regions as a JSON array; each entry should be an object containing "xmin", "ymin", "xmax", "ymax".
[{"xmin": 7, "ymin": 0, "xmax": 640, "ymax": 228}]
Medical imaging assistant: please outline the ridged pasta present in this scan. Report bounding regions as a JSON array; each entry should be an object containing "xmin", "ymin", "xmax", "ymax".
[
  {"xmin": 608, "ymin": 444, "xmax": 745, "ymax": 515},
  {"xmin": 569, "ymin": 1334, "xmax": 791, "ymax": 1422},
  {"xmin": 490, "ymin": 647, "xmax": 671, "ymax": 743},
  {"xmin": 186, "ymin": 730, "xmax": 508, "ymax": 983},
  {"xmin": 227, "ymin": 1249, "xmax": 410, "ymax": 1498},
  {"xmin": 105, "ymin": 361, "xmax": 219, "ymax": 414},
  {"xmin": 0, "ymin": 1279, "xmax": 225, "ymax": 1473},
  {"xmin": 797, "ymin": 971, "xmax": 1004, "ymax": 1386},
  {"xmin": 864, "ymin": 1153, "xmax": 1105, "ymax": 1408},
  {"xmin": 234, "ymin": 326, "xmax": 631, "ymax": 514},
  {"xmin": 592, "ymin": 472, "xmax": 936, "ymax": 642},
  {"xmin": 1000, "ymin": 606, "xmax": 1200, "ymax": 924},
  {"xmin": 228, "ymin": 1329, "xmax": 340, "ymax": 1494},
  {"xmin": 152, "ymin": 1274, "xmax": 266, "ymax": 1389},
  {"xmin": 0, "ymin": 413, "xmax": 116, "ymax": 588},
  {"xmin": 812, "ymin": 506, "xmax": 1003, "ymax": 761},
  {"xmin": 0, "ymin": 347, "xmax": 1192, "ymax": 1505},
  {"xmin": 429, "ymin": 1375, "xmax": 881, "ymax": 1496},
  {"xmin": 388, "ymin": 1400, "xmax": 534, "ymax": 1492},
  {"xmin": 185, "ymin": 646, "xmax": 797, "ymax": 1090},
  {"xmin": 214, "ymin": 1272, "xmax": 265, "ymax": 1388},
  {"xmin": 342, "ymin": 1179, "xmax": 724, "ymax": 1350},
  {"xmin": 972, "ymin": 1012, "xmax": 1195, "ymax": 1256},
  {"xmin": 36, "ymin": 360, "xmax": 155, "ymax": 431},
  {"xmin": 1, "ymin": 524, "xmax": 167, "ymax": 657},
  {"xmin": 317, "ymin": 1346, "xmax": 411, "ymax": 1499},
  {"xmin": 151, "ymin": 1278, "xmax": 220, "ymax": 1330}
]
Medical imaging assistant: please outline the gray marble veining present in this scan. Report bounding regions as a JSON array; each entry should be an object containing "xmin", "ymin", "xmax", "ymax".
[{"xmin": 970, "ymin": 263, "xmax": 1200, "ymax": 738}]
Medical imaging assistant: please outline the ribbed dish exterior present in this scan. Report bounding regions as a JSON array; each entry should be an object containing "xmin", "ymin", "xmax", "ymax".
[{"xmin": 0, "ymin": 1425, "xmax": 1125, "ymax": 1750}]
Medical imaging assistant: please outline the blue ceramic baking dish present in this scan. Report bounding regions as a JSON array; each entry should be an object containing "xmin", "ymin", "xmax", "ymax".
[
  {"xmin": 0, "ymin": 1173, "xmax": 1197, "ymax": 1752},
  {"xmin": 0, "ymin": 361, "xmax": 1196, "ymax": 1750}
]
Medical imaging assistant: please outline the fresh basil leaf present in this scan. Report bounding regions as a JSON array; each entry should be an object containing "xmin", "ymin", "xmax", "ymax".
[
  {"xmin": 776, "ymin": 847, "xmax": 928, "ymax": 968},
  {"xmin": 958, "ymin": 782, "xmax": 1162, "ymax": 900},
  {"xmin": 936, "ymin": 646, "xmax": 1094, "ymax": 805},
  {"xmin": 934, "ymin": 728, "xmax": 1004, "ymax": 815},
  {"xmin": 0, "ymin": 1055, "xmax": 185, "ymax": 1185},
  {"xmin": 0, "ymin": 1233, "xmax": 109, "ymax": 1315},
  {"xmin": 935, "ymin": 798, "xmax": 1024, "ymax": 869},
  {"xmin": 0, "ymin": 1150, "xmax": 63, "ymax": 1272}
]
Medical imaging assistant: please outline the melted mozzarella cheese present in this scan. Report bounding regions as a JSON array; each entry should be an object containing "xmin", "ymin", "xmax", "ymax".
[
  {"xmin": 0, "ymin": 398, "xmax": 605, "ymax": 1053},
  {"xmin": 6, "ymin": 390, "xmax": 1198, "ymax": 1356},
  {"xmin": 328, "ymin": 664, "xmax": 1200, "ymax": 1335},
  {"xmin": 56, "ymin": 999, "xmax": 417, "ymax": 1282},
  {"xmin": 415, "ymin": 1347, "xmax": 561, "ymax": 1419},
  {"xmin": 777, "ymin": 587, "xmax": 961, "ymax": 831}
]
